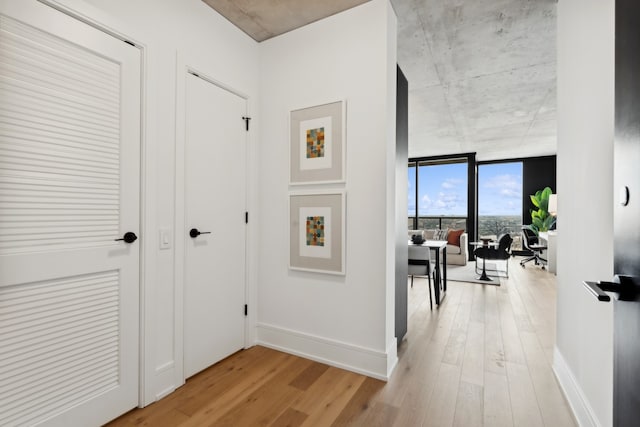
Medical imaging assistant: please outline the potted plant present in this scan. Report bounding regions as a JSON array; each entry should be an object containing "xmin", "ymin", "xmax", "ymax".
[{"xmin": 529, "ymin": 186, "xmax": 556, "ymax": 235}]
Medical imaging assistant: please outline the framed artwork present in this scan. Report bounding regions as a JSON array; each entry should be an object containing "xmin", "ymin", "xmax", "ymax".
[
  {"xmin": 289, "ymin": 191, "xmax": 345, "ymax": 275},
  {"xmin": 289, "ymin": 100, "xmax": 345, "ymax": 185}
]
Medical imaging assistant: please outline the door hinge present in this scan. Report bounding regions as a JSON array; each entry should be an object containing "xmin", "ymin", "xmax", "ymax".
[
  {"xmin": 245, "ymin": 211, "xmax": 249, "ymax": 224},
  {"xmin": 242, "ymin": 116, "xmax": 251, "ymax": 131},
  {"xmin": 244, "ymin": 304, "xmax": 248, "ymax": 316}
]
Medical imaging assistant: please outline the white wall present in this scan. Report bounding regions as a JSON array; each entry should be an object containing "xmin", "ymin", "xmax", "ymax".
[
  {"xmin": 45, "ymin": 0, "xmax": 260, "ymax": 404},
  {"xmin": 555, "ymin": 1, "xmax": 614, "ymax": 426},
  {"xmin": 256, "ymin": 0, "xmax": 398, "ymax": 379}
]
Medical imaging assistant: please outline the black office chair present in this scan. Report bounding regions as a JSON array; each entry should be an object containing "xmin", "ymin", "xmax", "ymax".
[
  {"xmin": 474, "ymin": 233, "xmax": 513, "ymax": 277},
  {"xmin": 520, "ymin": 226, "xmax": 547, "ymax": 268}
]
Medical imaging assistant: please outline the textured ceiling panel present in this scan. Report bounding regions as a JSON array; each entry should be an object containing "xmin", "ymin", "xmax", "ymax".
[
  {"xmin": 394, "ymin": 0, "xmax": 557, "ymax": 160},
  {"xmin": 203, "ymin": 0, "xmax": 371, "ymax": 42}
]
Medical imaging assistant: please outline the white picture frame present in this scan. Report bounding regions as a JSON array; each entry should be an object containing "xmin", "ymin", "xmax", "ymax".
[
  {"xmin": 289, "ymin": 100, "xmax": 346, "ymax": 185},
  {"xmin": 289, "ymin": 190, "xmax": 346, "ymax": 275}
]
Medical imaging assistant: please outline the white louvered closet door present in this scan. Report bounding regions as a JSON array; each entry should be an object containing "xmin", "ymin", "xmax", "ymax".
[{"xmin": 0, "ymin": 2, "xmax": 141, "ymax": 426}]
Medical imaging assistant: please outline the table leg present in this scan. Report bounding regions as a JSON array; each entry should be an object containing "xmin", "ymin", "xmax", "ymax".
[
  {"xmin": 434, "ymin": 249, "xmax": 441, "ymax": 305},
  {"xmin": 441, "ymin": 248, "xmax": 447, "ymax": 301},
  {"xmin": 477, "ymin": 246, "xmax": 493, "ymax": 281}
]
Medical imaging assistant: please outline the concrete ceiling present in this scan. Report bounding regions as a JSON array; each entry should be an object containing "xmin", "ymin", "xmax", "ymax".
[
  {"xmin": 202, "ymin": 0, "xmax": 557, "ymax": 161},
  {"xmin": 394, "ymin": 0, "xmax": 557, "ymax": 161},
  {"xmin": 202, "ymin": 0, "xmax": 370, "ymax": 42}
]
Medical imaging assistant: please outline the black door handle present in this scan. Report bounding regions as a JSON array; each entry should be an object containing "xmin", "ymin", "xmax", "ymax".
[
  {"xmin": 190, "ymin": 228, "xmax": 211, "ymax": 238},
  {"xmin": 583, "ymin": 275, "xmax": 639, "ymax": 302},
  {"xmin": 582, "ymin": 281, "xmax": 613, "ymax": 301},
  {"xmin": 115, "ymin": 232, "xmax": 138, "ymax": 244}
]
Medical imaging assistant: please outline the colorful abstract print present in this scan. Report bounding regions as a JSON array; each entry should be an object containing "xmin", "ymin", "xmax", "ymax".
[
  {"xmin": 306, "ymin": 216, "xmax": 325, "ymax": 247},
  {"xmin": 306, "ymin": 127, "xmax": 325, "ymax": 159}
]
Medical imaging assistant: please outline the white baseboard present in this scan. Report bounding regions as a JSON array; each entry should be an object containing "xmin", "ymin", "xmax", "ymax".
[
  {"xmin": 553, "ymin": 346, "xmax": 602, "ymax": 427},
  {"xmin": 256, "ymin": 322, "xmax": 393, "ymax": 381}
]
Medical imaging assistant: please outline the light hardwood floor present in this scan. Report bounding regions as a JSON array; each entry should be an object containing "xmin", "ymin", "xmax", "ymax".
[{"xmin": 107, "ymin": 258, "xmax": 576, "ymax": 427}]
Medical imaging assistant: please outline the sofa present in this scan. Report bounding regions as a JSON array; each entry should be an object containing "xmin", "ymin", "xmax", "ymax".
[{"xmin": 408, "ymin": 229, "xmax": 468, "ymax": 266}]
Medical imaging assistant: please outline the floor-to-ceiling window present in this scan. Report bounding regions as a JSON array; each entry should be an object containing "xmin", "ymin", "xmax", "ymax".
[
  {"xmin": 408, "ymin": 154, "xmax": 475, "ymax": 241},
  {"xmin": 477, "ymin": 161, "xmax": 523, "ymax": 250},
  {"xmin": 408, "ymin": 163, "xmax": 416, "ymax": 229},
  {"xmin": 417, "ymin": 161, "xmax": 467, "ymax": 230}
]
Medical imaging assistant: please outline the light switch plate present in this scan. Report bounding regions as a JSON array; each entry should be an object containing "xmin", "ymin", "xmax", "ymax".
[{"xmin": 159, "ymin": 228, "xmax": 172, "ymax": 249}]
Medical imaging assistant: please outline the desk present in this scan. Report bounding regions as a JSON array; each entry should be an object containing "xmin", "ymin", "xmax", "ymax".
[
  {"xmin": 539, "ymin": 231, "xmax": 557, "ymax": 274},
  {"xmin": 410, "ymin": 240, "xmax": 447, "ymax": 305}
]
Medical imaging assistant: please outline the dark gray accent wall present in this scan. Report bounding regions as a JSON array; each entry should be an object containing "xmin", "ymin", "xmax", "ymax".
[
  {"xmin": 395, "ymin": 66, "xmax": 408, "ymax": 343},
  {"xmin": 522, "ymin": 155, "xmax": 556, "ymax": 226},
  {"xmin": 611, "ymin": 3, "xmax": 640, "ymax": 424}
]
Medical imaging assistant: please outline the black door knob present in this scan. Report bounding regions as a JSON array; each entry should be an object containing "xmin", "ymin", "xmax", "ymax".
[
  {"xmin": 115, "ymin": 232, "xmax": 138, "ymax": 243},
  {"xmin": 190, "ymin": 228, "xmax": 211, "ymax": 238}
]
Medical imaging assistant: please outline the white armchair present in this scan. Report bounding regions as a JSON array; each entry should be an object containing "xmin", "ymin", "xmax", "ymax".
[{"xmin": 446, "ymin": 232, "xmax": 468, "ymax": 266}]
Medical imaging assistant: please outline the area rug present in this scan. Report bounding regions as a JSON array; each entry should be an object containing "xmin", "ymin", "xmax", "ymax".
[{"xmin": 446, "ymin": 259, "xmax": 509, "ymax": 285}]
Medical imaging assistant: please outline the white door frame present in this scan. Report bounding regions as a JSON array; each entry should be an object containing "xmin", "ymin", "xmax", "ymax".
[
  {"xmin": 36, "ymin": 0, "xmax": 150, "ymax": 407},
  {"xmin": 174, "ymin": 55, "xmax": 251, "ymax": 386}
]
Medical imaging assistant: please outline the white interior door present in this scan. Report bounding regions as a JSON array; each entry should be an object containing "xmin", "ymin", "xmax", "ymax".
[
  {"xmin": 184, "ymin": 72, "xmax": 246, "ymax": 379},
  {"xmin": 0, "ymin": 2, "xmax": 141, "ymax": 425}
]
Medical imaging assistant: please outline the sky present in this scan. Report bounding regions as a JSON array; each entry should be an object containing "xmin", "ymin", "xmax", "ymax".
[
  {"xmin": 477, "ymin": 162, "xmax": 522, "ymax": 216},
  {"xmin": 409, "ymin": 162, "xmax": 468, "ymax": 216},
  {"xmin": 408, "ymin": 161, "xmax": 523, "ymax": 217}
]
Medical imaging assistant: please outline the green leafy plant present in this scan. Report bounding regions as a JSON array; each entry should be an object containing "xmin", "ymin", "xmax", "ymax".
[{"xmin": 529, "ymin": 186, "xmax": 556, "ymax": 235}]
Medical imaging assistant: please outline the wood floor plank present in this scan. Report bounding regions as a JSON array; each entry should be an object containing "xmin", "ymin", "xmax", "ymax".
[
  {"xmin": 175, "ymin": 350, "xmax": 291, "ymax": 417},
  {"xmin": 484, "ymin": 371, "xmax": 514, "ymax": 427},
  {"xmin": 106, "ymin": 257, "xmax": 576, "ymax": 427},
  {"xmin": 506, "ymin": 361, "xmax": 544, "ymax": 427},
  {"xmin": 422, "ymin": 363, "xmax": 462, "ymax": 427},
  {"xmin": 484, "ymin": 286, "xmax": 507, "ymax": 375},
  {"xmin": 390, "ymin": 359, "xmax": 440, "ymax": 427},
  {"xmin": 293, "ymin": 368, "xmax": 365, "ymax": 426},
  {"xmin": 269, "ymin": 408, "xmax": 308, "ymax": 427},
  {"xmin": 442, "ymin": 285, "xmax": 473, "ymax": 366},
  {"xmin": 181, "ymin": 354, "xmax": 311, "ymax": 426},
  {"xmin": 331, "ymin": 377, "xmax": 385, "ymax": 427},
  {"xmin": 206, "ymin": 356, "xmax": 312, "ymax": 426},
  {"xmin": 520, "ymin": 331, "xmax": 577, "ymax": 426},
  {"xmin": 461, "ymin": 320, "xmax": 485, "ymax": 386},
  {"xmin": 289, "ymin": 363, "xmax": 330, "ymax": 391},
  {"xmin": 470, "ymin": 285, "xmax": 486, "ymax": 324},
  {"xmin": 356, "ymin": 401, "xmax": 400, "ymax": 427},
  {"xmin": 453, "ymin": 381, "xmax": 483, "ymax": 427},
  {"xmin": 497, "ymin": 289, "xmax": 527, "ymax": 365}
]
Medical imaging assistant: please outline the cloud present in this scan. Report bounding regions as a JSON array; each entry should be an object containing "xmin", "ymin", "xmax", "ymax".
[
  {"xmin": 420, "ymin": 194, "xmax": 432, "ymax": 210},
  {"xmin": 500, "ymin": 188, "xmax": 520, "ymax": 198},
  {"xmin": 440, "ymin": 192, "xmax": 462, "ymax": 210},
  {"xmin": 484, "ymin": 174, "xmax": 521, "ymax": 199},
  {"xmin": 441, "ymin": 178, "xmax": 463, "ymax": 190},
  {"xmin": 422, "ymin": 191, "xmax": 465, "ymax": 213}
]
